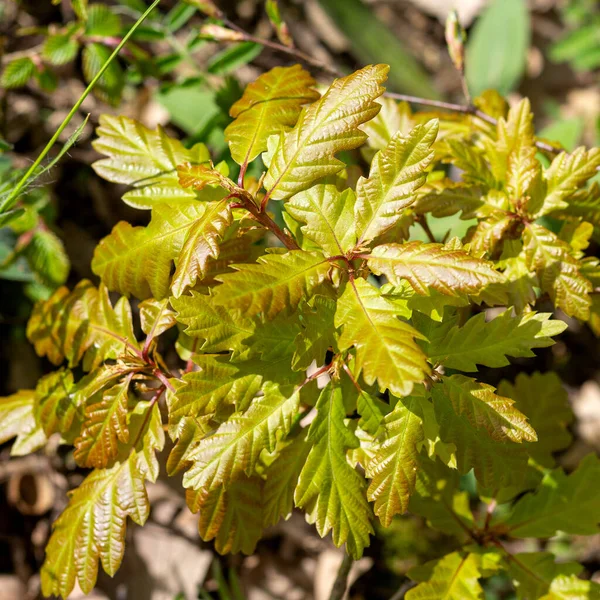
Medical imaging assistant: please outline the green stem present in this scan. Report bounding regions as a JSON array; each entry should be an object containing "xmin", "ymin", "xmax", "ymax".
[
  {"xmin": 329, "ymin": 552, "xmax": 354, "ymax": 600},
  {"xmin": 1, "ymin": 0, "xmax": 161, "ymax": 213}
]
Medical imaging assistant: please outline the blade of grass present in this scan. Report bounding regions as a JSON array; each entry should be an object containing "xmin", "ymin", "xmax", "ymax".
[{"xmin": 0, "ymin": 0, "xmax": 161, "ymax": 214}]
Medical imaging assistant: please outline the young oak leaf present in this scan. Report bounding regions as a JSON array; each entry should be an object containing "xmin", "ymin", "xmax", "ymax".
[
  {"xmin": 426, "ymin": 310, "xmax": 567, "ymax": 372},
  {"xmin": 224, "ymin": 64, "xmax": 319, "ymax": 166},
  {"xmin": 522, "ymin": 223, "xmax": 592, "ymax": 320},
  {"xmin": 366, "ymin": 397, "xmax": 424, "ymax": 526},
  {"xmin": 367, "ymin": 241, "xmax": 503, "ymax": 296},
  {"xmin": 166, "ymin": 354, "xmax": 263, "ymax": 433},
  {"xmin": 263, "ymin": 64, "xmax": 389, "ymax": 200},
  {"xmin": 431, "ymin": 382, "xmax": 529, "ymax": 489},
  {"xmin": 355, "ymin": 120, "xmax": 438, "ymax": 245},
  {"xmin": 438, "ymin": 375, "xmax": 536, "ymax": 444},
  {"xmin": 535, "ymin": 146, "xmax": 600, "ymax": 218},
  {"xmin": 170, "ymin": 290, "xmax": 255, "ymax": 355},
  {"xmin": 138, "ymin": 298, "xmax": 177, "ymax": 342},
  {"xmin": 0, "ymin": 390, "xmax": 47, "ymax": 456},
  {"xmin": 285, "ymin": 184, "xmax": 357, "ymax": 257},
  {"xmin": 335, "ymin": 278, "xmax": 429, "ymax": 397},
  {"xmin": 187, "ymin": 475, "xmax": 265, "ymax": 555},
  {"xmin": 498, "ymin": 453, "xmax": 600, "ymax": 538},
  {"xmin": 73, "ymin": 374, "xmax": 132, "ymax": 469},
  {"xmin": 182, "ymin": 383, "xmax": 300, "ymax": 492},
  {"xmin": 41, "ymin": 401, "xmax": 164, "ymax": 599},
  {"xmin": 92, "ymin": 199, "xmax": 231, "ymax": 300},
  {"xmin": 26, "ymin": 281, "xmax": 140, "ymax": 370},
  {"xmin": 92, "ymin": 115, "xmax": 211, "ymax": 209},
  {"xmin": 210, "ymin": 250, "xmax": 331, "ymax": 321},
  {"xmin": 406, "ymin": 552, "xmax": 486, "ymax": 600},
  {"xmin": 263, "ymin": 432, "xmax": 311, "ymax": 527},
  {"xmin": 294, "ymin": 382, "xmax": 374, "ymax": 559}
]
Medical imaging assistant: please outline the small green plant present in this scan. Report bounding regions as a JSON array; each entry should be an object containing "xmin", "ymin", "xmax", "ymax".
[{"xmin": 2, "ymin": 21, "xmax": 600, "ymax": 600}]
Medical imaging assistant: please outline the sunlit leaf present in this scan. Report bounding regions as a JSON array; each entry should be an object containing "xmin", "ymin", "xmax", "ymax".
[
  {"xmin": 335, "ymin": 278, "xmax": 429, "ymax": 396},
  {"xmin": 294, "ymin": 382, "xmax": 373, "ymax": 558},
  {"xmin": 225, "ymin": 64, "xmax": 319, "ymax": 166},
  {"xmin": 264, "ymin": 64, "xmax": 388, "ymax": 200}
]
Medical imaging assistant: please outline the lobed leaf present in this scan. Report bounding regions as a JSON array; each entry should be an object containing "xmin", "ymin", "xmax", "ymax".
[
  {"xmin": 139, "ymin": 298, "xmax": 177, "ymax": 341},
  {"xmin": 355, "ymin": 121, "xmax": 438, "ymax": 245},
  {"xmin": 506, "ymin": 553, "xmax": 587, "ymax": 600},
  {"xmin": 74, "ymin": 375, "xmax": 132, "ymax": 468},
  {"xmin": 285, "ymin": 184, "xmax": 357, "ymax": 257},
  {"xmin": 183, "ymin": 383, "xmax": 300, "ymax": 491},
  {"xmin": 406, "ymin": 552, "xmax": 485, "ymax": 600},
  {"xmin": 366, "ymin": 397, "xmax": 423, "ymax": 526},
  {"xmin": 35, "ymin": 368, "xmax": 79, "ymax": 437},
  {"xmin": 431, "ymin": 383, "xmax": 528, "ymax": 489},
  {"xmin": 523, "ymin": 223, "xmax": 592, "ymax": 319},
  {"xmin": 92, "ymin": 115, "xmax": 211, "ymax": 208},
  {"xmin": 26, "ymin": 281, "xmax": 139, "ymax": 370},
  {"xmin": 335, "ymin": 278, "xmax": 429, "ymax": 396},
  {"xmin": 166, "ymin": 354, "xmax": 263, "ymax": 432},
  {"xmin": 0, "ymin": 390, "xmax": 46, "ymax": 455},
  {"xmin": 225, "ymin": 64, "xmax": 319, "ymax": 166},
  {"xmin": 263, "ymin": 433, "xmax": 311, "ymax": 527},
  {"xmin": 426, "ymin": 310, "xmax": 566, "ymax": 372},
  {"xmin": 263, "ymin": 64, "xmax": 388, "ymax": 200},
  {"xmin": 187, "ymin": 476, "xmax": 265, "ymax": 555},
  {"xmin": 538, "ymin": 146, "xmax": 600, "ymax": 217},
  {"xmin": 92, "ymin": 200, "xmax": 230, "ymax": 299},
  {"xmin": 171, "ymin": 290, "xmax": 254, "ymax": 355},
  {"xmin": 498, "ymin": 372, "xmax": 573, "ymax": 467},
  {"xmin": 211, "ymin": 250, "xmax": 330, "ymax": 321},
  {"xmin": 294, "ymin": 382, "xmax": 373, "ymax": 558},
  {"xmin": 437, "ymin": 375, "xmax": 536, "ymax": 444},
  {"xmin": 41, "ymin": 401, "xmax": 164, "ymax": 598},
  {"xmin": 368, "ymin": 241, "xmax": 502, "ymax": 296},
  {"xmin": 499, "ymin": 453, "xmax": 600, "ymax": 538}
]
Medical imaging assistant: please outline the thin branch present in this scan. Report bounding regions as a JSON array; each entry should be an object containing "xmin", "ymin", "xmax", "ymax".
[
  {"xmin": 416, "ymin": 215, "xmax": 437, "ymax": 244},
  {"xmin": 153, "ymin": 368, "xmax": 175, "ymax": 392},
  {"xmin": 243, "ymin": 196, "xmax": 299, "ymax": 249},
  {"xmin": 329, "ymin": 552, "xmax": 354, "ymax": 600},
  {"xmin": 1, "ymin": 44, "xmax": 45, "ymax": 65},
  {"xmin": 385, "ymin": 92, "xmax": 563, "ymax": 156},
  {"xmin": 221, "ymin": 16, "xmax": 340, "ymax": 77}
]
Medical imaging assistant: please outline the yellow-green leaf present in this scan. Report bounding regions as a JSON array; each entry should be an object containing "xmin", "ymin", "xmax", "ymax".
[
  {"xmin": 366, "ymin": 397, "xmax": 423, "ymax": 526},
  {"xmin": 294, "ymin": 382, "xmax": 373, "ymax": 558},
  {"xmin": 285, "ymin": 184, "xmax": 357, "ymax": 256},
  {"xmin": 335, "ymin": 278, "xmax": 429, "ymax": 396},
  {"xmin": 92, "ymin": 201, "xmax": 230, "ymax": 299},
  {"xmin": 498, "ymin": 372, "xmax": 573, "ymax": 467},
  {"xmin": 211, "ymin": 250, "xmax": 330, "ymax": 321},
  {"xmin": 74, "ymin": 375, "xmax": 131, "ymax": 468},
  {"xmin": 426, "ymin": 310, "xmax": 567, "ymax": 372},
  {"xmin": 183, "ymin": 383, "xmax": 300, "ymax": 491},
  {"xmin": 225, "ymin": 64, "xmax": 319, "ymax": 166},
  {"xmin": 92, "ymin": 115, "xmax": 211, "ymax": 208},
  {"xmin": 187, "ymin": 475, "xmax": 265, "ymax": 555},
  {"xmin": 355, "ymin": 120, "xmax": 438, "ymax": 244},
  {"xmin": 407, "ymin": 552, "xmax": 485, "ymax": 600},
  {"xmin": 263, "ymin": 64, "xmax": 388, "ymax": 200},
  {"xmin": 368, "ymin": 241, "xmax": 502, "ymax": 296},
  {"xmin": 26, "ymin": 281, "xmax": 140, "ymax": 370}
]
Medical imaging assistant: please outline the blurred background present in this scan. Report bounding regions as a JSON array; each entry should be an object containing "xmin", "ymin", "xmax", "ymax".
[{"xmin": 0, "ymin": 0, "xmax": 599, "ymax": 598}]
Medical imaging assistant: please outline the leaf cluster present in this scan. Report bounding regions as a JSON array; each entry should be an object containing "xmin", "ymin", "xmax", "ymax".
[{"xmin": 3, "ymin": 60, "xmax": 600, "ymax": 599}]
